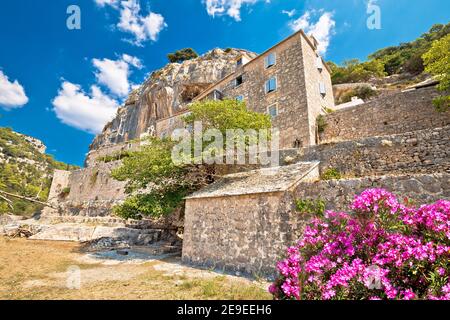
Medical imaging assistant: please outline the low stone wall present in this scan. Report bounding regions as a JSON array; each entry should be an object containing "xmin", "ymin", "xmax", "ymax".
[
  {"xmin": 320, "ymin": 87, "xmax": 450, "ymax": 142},
  {"xmin": 300, "ymin": 125, "xmax": 450, "ymax": 177},
  {"xmin": 294, "ymin": 173, "xmax": 450, "ymax": 212}
]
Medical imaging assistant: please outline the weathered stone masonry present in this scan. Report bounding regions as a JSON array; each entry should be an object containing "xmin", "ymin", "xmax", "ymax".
[
  {"xmin": 300, "ymin": 125, "xmax": 450, "ymax": 177},
  {"xmin": 320, "ymin": 87, "xmax": 449, "ymax": 142}
]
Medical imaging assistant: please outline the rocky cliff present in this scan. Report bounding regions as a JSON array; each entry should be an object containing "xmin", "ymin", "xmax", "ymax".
[{"xmin": 90, "ymin": 48, "xmax": 257, "ymax": 150}]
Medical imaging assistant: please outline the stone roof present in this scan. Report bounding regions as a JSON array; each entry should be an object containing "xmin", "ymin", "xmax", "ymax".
[{"xmin": 186, "ymin": 161, "xmax": 319, "ymax": 199}]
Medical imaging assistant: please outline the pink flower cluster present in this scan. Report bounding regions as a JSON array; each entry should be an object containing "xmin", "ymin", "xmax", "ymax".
[{"xmin": 270, "ymin": 189, "xmax": 450, "ymax": 300}]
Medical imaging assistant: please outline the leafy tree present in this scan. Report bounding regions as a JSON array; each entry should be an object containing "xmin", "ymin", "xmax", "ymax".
[
  {"xmin": 112, "ymin": 99, "xmax": 271, "ymax": 219},
  {"xmin": 423, "ymin": 34, "xmax": 450, "ymax": 112},
  {"xmin": 167, "ymin": 48, "xmax": 199, "ymax": 63}
]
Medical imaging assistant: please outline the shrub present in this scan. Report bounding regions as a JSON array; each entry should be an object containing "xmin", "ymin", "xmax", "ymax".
[
  {"xmin": 97, "ymin": 151, "xmax": 132, "ymax": 163},
  {"xmin": 321, "ymin": 168, "xmax": 342, "ymax": 180},
  {"xmin": 113, "ymin": 188, "xmax": 188, "ymax": 219},
  {"xmin": 423, "ymin": 34, "xmax": 450, "ymax": 112},
  {"xmin": 270, "ymin": 189, "xmax": 450, "ymax": 300},
  {"xmin": 167, "ymin": 48, "xmax": 199, "ymax": 63},
  {"xmin": 296, "ymin": 198, "xmax": 325, "ymax": 216},
  {"xmin": 316, "ymin": 115, "xmax": 327, "ymax": 134},
  {"xmin": 60, "ymin": 187, "xmax": 71, "ymax": 196}
]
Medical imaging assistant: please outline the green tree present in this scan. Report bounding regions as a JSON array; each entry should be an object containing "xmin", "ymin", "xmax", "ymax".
[
  {"xmin": 167, "ymin": 48, "xmax": 199, "ymax": 63},
  {"xmin": 423, "ymin": 34, "xmax": 450, "ymax": 112},
  {"xmin": 112, "ymin": 99, "xmax": 271, "ymax": 219}
]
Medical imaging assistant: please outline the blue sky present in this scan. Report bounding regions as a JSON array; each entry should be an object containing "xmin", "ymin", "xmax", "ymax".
[{"xmin": 0, "ymin": 0, "xmax": 449, "ymax": 166}]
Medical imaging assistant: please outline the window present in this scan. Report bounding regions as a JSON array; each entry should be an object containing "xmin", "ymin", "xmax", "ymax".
[
  {"xmin": 236, "ymin": 95, "xmax": 244, "ymax": 102},
  {"xmin": 268, "ymin": 104, "xmax": 278, "ymax": 118},
  {"xmin": 319, "ymin": 82, "xmax": 326, "ymax": 96},
  {"xmin": 316, "ymin": 56, "xmax": 323, "ymax": 71},
  {"xmin": 236, "ymin": 58, "xmax": 243, "ymax": 67},
  {"xmin": 265, "ymin": 77, "xmax": 277, "ymax": 93},
  {"xmin": 265, "ymin": 53, "xmax": 276, "ymax": 68},
  {"xmin": 235, "ymin": 75, "xmax": 243, "ymax": 87}
]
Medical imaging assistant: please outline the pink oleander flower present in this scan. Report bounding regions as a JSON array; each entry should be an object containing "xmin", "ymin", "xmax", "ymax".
[{"xmin": 270, "ymin": 189, "xmax": 450, "ymax": 300}]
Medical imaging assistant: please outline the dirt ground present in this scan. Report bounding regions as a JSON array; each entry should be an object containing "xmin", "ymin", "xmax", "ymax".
[{"xmin": 0, "ymin": 237, "xmax": 271, "ymax": 300}]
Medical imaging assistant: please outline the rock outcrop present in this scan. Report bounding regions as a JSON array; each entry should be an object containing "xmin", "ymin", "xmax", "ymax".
[{"xmin": 90, "ymin": 48, "xmax": 257, "ymax": 150}]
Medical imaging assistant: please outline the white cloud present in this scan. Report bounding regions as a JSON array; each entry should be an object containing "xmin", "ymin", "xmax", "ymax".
[
  {"xmin": 92, "ymin": 54, "xmax": 142, "ymax": 97},
  {"xmin": 289, "ymin": 10, "xmax": 335, "ymax": 55},
  {"xmin": 116, "ymin": 0, "xmax": 167, "ymax": 45},
  {"xmin": 122, "ymin": 54, "xmax": 143, "ymax": 69},
  {"xmin": 0, "ymin": 70, "xmax": 29, "ymax": 110},
  {"xmin": 95, "ymin": 0, "xmax": 167, "ymax": 45},
  {"xmin": 204, "ymin": 0, "xmax": 268, "ymax": 21},
  {"xmin": 94, "ymin": 0, "xmax": 119, "ymax": 8},
  {"xmin": 52, "ymin": 82, "xmax": 119, "ymax": 134},
  {"xmin": 282, "ymin": 9, "xmax": 296, "ymax": 17}
]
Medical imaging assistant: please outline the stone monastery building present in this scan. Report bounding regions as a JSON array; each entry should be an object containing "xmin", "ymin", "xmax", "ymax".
[{"xmin": 155, "ymin": 30, "xmax": 334, "ymax": 150}]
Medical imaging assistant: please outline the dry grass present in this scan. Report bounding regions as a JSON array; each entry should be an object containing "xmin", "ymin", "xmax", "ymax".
[{"xmin": 0, "ymin": 237, "xmax": 271, "ymax": 300}]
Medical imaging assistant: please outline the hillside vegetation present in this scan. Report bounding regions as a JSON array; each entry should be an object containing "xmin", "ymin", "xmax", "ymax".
[
  {"xmin": 328, "ymin": 23, "xmax": 450, "ymax": 84},
  {"xmin": 0, "ymin": 127, "xmax": 78, "ymax": 216}
]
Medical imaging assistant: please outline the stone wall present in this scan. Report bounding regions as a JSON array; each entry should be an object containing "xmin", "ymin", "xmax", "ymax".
[
  {"xmin": 294, "ymin": 173, "xmax": 450, "ymax": 212},
  {"xmin": 182, "ymin": 191, "xmax": 301, "ymax": 276},
  {"xmin": 300, "ymin": 125, "xmax": 450, "ymax": 177},
  {"xmin": 47, "ymin": 170, "xmax": 71, "ymax": 203},
  {"xmin": 320, "ymin": 87, "xmax": 450, "ymax": 142},
  {"xmin": 65, "ymin": 161, "xmax": 127, "ymax": 203}
]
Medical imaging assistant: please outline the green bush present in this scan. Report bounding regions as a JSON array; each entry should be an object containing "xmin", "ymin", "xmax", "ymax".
[
  {"xmin": 316, "ymin": 115, "xmax": 327, "ymax": 133},
  {"xmin": 113, "ymin": 188, "xmax": 188, "ymax": 219},
  {"xmin": 97, "ymin": 151, "xmax": 132, "ymax": 163},
  {"xmin": 60, "ymin": 187, "xmax": 71, "ymax": 197},
  {"xmin": 423, "ymin": 34, "xmax": 450, "ymax": 112},
  {"xmin": 295, "ymin": 198, "xmax": 326, "ymax": 216},
  {"xmin": 167, "ymin": 48, "xmax": 199, "ymax": 63},
  {"xmin": 321, "ymin": 168, "xmax": 342, "ymax": 180}
]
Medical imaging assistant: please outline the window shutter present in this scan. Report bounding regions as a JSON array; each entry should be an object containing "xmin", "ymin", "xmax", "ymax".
[{"xmin": 319, "ymin": 82, "xmax": 326, "ymax": 95}]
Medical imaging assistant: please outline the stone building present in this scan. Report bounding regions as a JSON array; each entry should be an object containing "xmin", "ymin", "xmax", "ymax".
[{"xmin": 155, "ymin": 30, "xmax": 335, "ymax": 149}]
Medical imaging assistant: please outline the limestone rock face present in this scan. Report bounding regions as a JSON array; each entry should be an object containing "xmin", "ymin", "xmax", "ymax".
[{"xmin": 90, "ymin": 48, "xmax": 257, "ymax": 150}]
